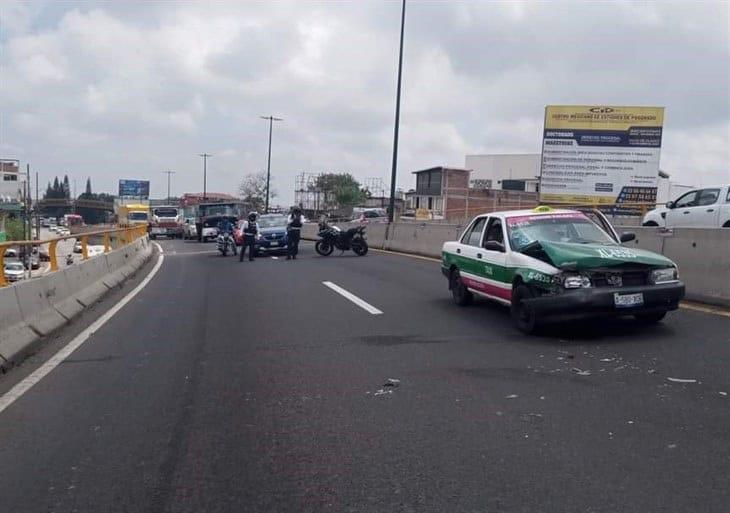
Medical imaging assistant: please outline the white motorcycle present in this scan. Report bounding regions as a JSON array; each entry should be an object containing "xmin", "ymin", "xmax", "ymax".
[{"xmin": 216, "ymin": 232, "xmax": 236, "ymax": 257}]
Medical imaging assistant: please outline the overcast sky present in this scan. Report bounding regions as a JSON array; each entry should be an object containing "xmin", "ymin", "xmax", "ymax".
[{"xmin": 1, "ymin": 0, "xmax": 728, "ymax": 204}]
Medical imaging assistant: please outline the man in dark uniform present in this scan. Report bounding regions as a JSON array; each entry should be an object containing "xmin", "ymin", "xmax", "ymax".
[
  {"xmin": 239, "ymin": 212, "xmax": 259, "ymax": 262},
  {"xmin": 286, "ymin": 207, "xmax": 303, "ymax": 260}
]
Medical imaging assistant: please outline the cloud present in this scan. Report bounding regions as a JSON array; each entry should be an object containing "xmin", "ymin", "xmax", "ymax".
[{"xmin": 0, "ymin": 0, "xmax": 727, "ymax": 203}]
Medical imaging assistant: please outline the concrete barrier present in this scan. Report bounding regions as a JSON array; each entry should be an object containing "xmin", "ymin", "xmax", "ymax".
[
  {"xmin": 660, "ymin": 229, "xmax": 730, "ymax": 306},
  {"xmin": 0, "ymin": 236, "xmax": 153, "ymax": 369},
  {"xmin": 14, "ymin": 276, "xmax": 68, "ymax": 336},
  {"xmin": 0, "ymin": 286, "xmax": 37, "ymax": 364}
]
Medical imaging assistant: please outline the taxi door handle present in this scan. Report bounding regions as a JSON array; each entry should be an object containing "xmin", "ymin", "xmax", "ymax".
[
  {"xmin": 456, "ymin": 248, "xmax": 461, "ymax": 254},
  {"xmin": 477, "ymin": 253, "xmax": 482, "ymax": 259},
  {"xmin": 683, "ymin": 211, "xmax": 690, "ymax": 214},
  {"xmin": 707, "ymin": 208, "xmax": 714, "ymax": 212}
]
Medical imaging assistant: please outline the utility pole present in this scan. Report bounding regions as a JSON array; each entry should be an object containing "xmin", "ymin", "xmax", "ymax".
[
  {"xmin": 35, "ymin": 171, "xmax": 40, "ymax": 239},
  {"xmin": 199, "ymin": 154, "xmax": 212, "ymax": 201},
  {"xmin": 163, "ymin": 170, "xmax": 176, "ymax": 204},
  {"xmin": 26, "ymin": 164, "xmax": 31, "ymax": 241},
  {"xmin": 388, "ymin": 0, "xmax": 406, "ymax": 223},
  {"xmin": 260, "ymin": 115, "xmax": 283, "ymax": 213}
]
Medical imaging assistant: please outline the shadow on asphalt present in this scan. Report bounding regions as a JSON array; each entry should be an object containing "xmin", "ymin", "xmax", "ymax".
[{"xmin": 434, "ymin": 294, "xmax": 676, "ymax": 344}]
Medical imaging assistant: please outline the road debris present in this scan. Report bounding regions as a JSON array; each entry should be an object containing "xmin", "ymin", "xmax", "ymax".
[
  {"xmin": 600, "ymin": 358, "xmax": 615, "ymax": 362},
  {"xmin": 505, "ymin": 394, "xmax": 518, "ymax": 399},
  {"xmin": 667, "ymin": 377, "xmax": 697, "ymax": 384},
  {"xmin": 667, "ymin": 444, "xmax": 677, "ymax": 449},
  {"xmin": 383, "ymin": 378, "xmax": 401, "ymax": 388},
  {"xmin": 719, "ymin": 391, "xmax": 727, "ymax": 396},
  {"xmin": 572, "ymin": 368, "xmax": 592, "ymax": 376},
  {"xmin": 373, "ymin": 389, "xmax": 393, "ymax": 396}
]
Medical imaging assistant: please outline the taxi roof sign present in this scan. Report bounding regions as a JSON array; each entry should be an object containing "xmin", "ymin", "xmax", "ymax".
[{"xmin": 532, "ymin": 205, "xmax": 554, "ymax": 213}]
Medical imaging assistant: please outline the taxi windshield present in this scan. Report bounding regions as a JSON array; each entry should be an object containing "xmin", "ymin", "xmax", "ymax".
[{"xmin": 507, "ymin": 213, "xmax": 616, "ymax": 250}]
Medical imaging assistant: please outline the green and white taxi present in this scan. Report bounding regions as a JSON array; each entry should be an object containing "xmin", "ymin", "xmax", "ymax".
[{"xmin": 441, "ymin": 206, "xmax": 685, "ymax": 333}]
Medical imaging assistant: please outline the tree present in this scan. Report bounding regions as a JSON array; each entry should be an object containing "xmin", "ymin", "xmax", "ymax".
[
  {"xmin": 239, "ymin": 172, "xmax": 276, "ymax": 213},
  {"xmin": 84, "ymin": 177, "xmax": 92, "ymax": 196},
  {"xmin": 315, "ymin": 173, "xmax": 367, "ymax": 210},
  {"xmin": 62, "ymin": 175, "xmax": 70, "ymax": 198}
]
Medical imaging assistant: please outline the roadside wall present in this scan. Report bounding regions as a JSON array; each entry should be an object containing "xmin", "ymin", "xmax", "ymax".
[
  {"xmin": 303, "ymin": 223, "xmax": 730, "ymax": 307},
  {"xmin": 0, "ymin": 236, "xmax": 152, "ymax": 368}
]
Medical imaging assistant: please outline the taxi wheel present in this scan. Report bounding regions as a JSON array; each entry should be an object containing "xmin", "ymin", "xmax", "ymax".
[
  {"xmin": 450, "ymin": 269, "xmax": 473, "ymax": 306},
  {"xmin": 511, "ymin": 284, "xmax": 538, "ymax": 334},
  {"xmin": 634, "ymin": 311, "xmax": 666, "ymax": 324}
]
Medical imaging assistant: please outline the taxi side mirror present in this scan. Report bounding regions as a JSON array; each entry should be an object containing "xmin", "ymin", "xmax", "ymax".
[
  {"xmin": 665, "ymin": 201, "xmax": 675, "ymax": 209},
  {"xmin": 620, "ymin": 232, "xmax": 636, "ymax": 243}
]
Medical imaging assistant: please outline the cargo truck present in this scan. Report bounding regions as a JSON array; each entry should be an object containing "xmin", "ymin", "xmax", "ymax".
[{"xmin": 117, "ymin": 203, "xmax": 150, "ymax": 227}]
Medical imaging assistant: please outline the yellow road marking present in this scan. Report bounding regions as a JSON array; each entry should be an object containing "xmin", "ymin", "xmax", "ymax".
[{"xmin": 369, "ymin": 247, "xmax": 730, "ymax": 318}]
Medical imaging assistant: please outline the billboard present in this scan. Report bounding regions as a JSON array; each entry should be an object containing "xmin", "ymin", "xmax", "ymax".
[
  {"xmin": 539, "ymin": 105, "xmax": 664, "ymax": 206},
  {"xmin": 118, "ymin": 179, "xmax": 150, "ymax": 199}
]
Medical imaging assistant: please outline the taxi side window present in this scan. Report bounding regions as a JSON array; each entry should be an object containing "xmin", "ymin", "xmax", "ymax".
[
  {"xmin": 461, "ymin": 217, "xmax": 487, "ymax": 246},
  {"xmin": 483, "ymin": 218, "xmax": 504, "ymax": 245}
]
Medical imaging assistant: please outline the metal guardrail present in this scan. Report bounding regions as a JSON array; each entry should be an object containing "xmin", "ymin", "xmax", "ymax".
[{"xmin": 0, "ymin": 225, "xmax": 147, "ymax": 287}]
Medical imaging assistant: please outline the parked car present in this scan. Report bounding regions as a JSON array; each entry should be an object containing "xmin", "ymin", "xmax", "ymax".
[
  {"xmin": 183, "ymin": 218, "xmax": 198, "ymax": 240},
  {"xmin": 234, "ymin": 214, "xmax": 289, "ymax": 254},
  {"xmin": 4, "ymin": 247, "xmax": 18, "ymax": 259},
  {"xmin": 38, "ymin": 245, "xmax": 51, "ymax": 262},
  {"xmin": 442, "ymin": 206, "xmax": 684, "ymax": 334},
  {"xmin": 200, "ymin": 215, "xmax": 236, "ymax": 242},
  {"xmin": 643, "ymin": 185, "xmax": 730, "ymax": 228},
  {"xmin": 73, "ymin": 240, "xmax": 83, "ymax": 253},
  {"xmin": 352, "ymin": 208, "xmax": 389, "ymax": 223},
  {"xmin": 4, "ymin": 260, "xmax": 25, "ymax": 282},
  {"xmin": 23, "ymin": 252, "xmax": 40, "ymax": 270}
]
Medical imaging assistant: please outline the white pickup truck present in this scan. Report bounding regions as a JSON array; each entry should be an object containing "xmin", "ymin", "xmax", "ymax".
[{"xmin": 642, "ymin": 184, "xmax": 730, "ymax": 228}]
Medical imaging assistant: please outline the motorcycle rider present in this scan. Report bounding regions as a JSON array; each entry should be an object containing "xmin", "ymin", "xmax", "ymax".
[
  {"xmin": 286, "ymin": 206, "xmax": 303, "ymax": 260},
  {"xmin": 239, "ymin": 211, "xmax": 259, "ymax": 262},
  {"xmin": 217, "ymin": 217, "xmax": 237, "ymax": 256}
]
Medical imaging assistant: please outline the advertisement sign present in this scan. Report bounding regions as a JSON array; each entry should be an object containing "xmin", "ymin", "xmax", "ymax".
[
  {"xmin": 539, "ymin": 105, "xmax": 664, "ymax": 206},
  {"xmin": 118, "ymin": 179, "xmax": 150, "ymax": 199}
]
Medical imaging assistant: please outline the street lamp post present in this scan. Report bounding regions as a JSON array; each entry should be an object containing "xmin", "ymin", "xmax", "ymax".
[
  {"xmin": 163, "ymin": 170, "xmax": 176, "ymax": 204},
  {"xmin": 388, "ymin": 0, "xmax": 406, "ymax": 223},
  {"xmin": 260, "ymin": 116, "xmax": 283, "ymax": 213},
  {"xmin": 199, "ymin": 154, "xmax": 212, "ymax": 202}
]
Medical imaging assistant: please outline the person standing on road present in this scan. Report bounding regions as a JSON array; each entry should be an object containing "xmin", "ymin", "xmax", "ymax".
[
  {"xmin": 286, "ymin": 207, "xmax": 303, "ymax": 260},
  {"xmin": 239, "ymin": 212, "xmax": 259, "ymax": 262}
]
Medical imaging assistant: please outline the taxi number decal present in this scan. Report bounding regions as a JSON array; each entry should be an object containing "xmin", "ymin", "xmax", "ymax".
[
  {"xmin": 526, "ymin": 271, "xmax": 552, "ymax": 283},
  {"xmin": 597, "ymin": 248, "xmax": 637, "ymax": 259}
]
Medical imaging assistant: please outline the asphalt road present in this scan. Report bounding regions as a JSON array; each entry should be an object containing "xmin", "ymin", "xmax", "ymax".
[{"xmin": 0, "ymin": 238, "xmax": 728, "ymax": 513}]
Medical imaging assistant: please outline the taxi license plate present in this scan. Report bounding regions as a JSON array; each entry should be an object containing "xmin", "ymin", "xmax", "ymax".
[{"xmin": 614, "ymin": 292, "xmax": 644, "ymax": 308}]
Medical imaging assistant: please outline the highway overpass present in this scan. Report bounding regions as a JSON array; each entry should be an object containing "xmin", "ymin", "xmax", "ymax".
[{"xmin": 0, "ymin": 237, "xmax": 728, "ymax": 512}]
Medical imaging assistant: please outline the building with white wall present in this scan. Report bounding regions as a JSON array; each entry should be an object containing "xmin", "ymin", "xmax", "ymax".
[
  {"xmin": 464, "ymin": 154, "xmax": 541, "ymax": 192},
  {"xmin": 0, "ymin": 161, "xmax": 25, "ymax": 204}
]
